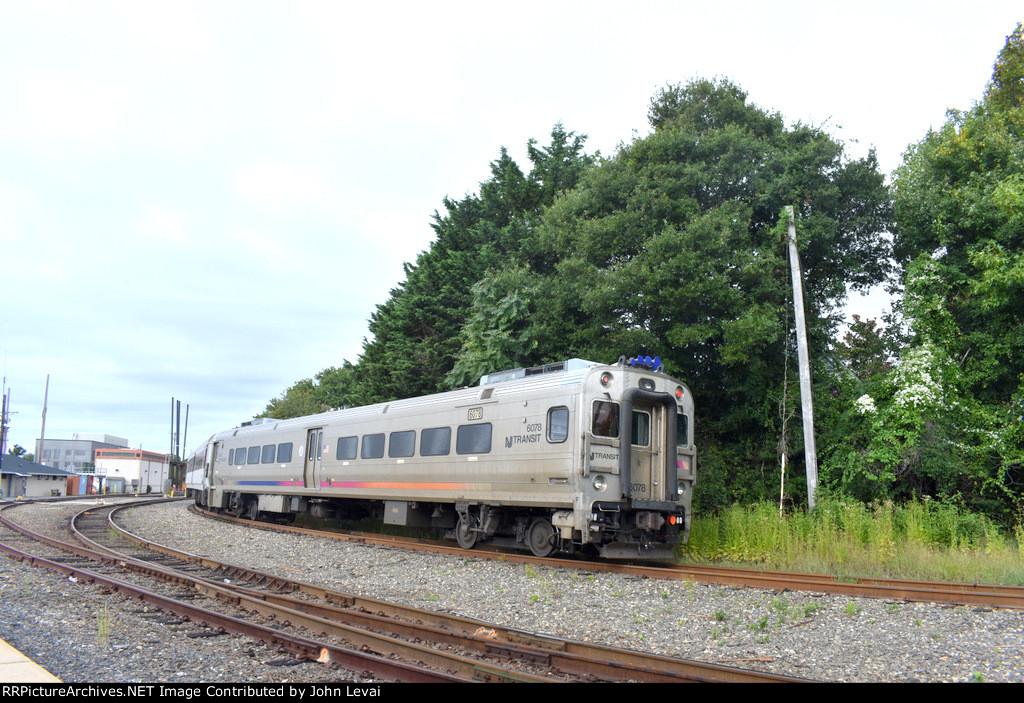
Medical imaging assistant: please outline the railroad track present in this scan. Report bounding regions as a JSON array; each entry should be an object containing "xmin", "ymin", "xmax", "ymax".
[
  {"xmin": 0, "ymin": 498, "xmax": 807, "ymax": 683},
  {"xmin": 634, "ymin": 563, "xmax": 1024, "ymax": 611},
  {"xmin": 194, "ymin": 504, "xmax": 1024, "ymax": 611}
]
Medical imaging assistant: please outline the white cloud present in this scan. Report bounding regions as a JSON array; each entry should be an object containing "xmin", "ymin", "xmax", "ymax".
[
  {"xmin": 233, "ymin": 162, "xmax": 334, "ymax": 213},
  {"xmin": 2, "ymin": 75, "xmax": 128, "ymax": 148},
  {"xmin": 224, "ymin": 225, "xmax": 314, "ymax": 275},
  {"xmin": 137, "ymin": 209, "xmax": 189, "ymax": 246},
  {"xmin": 2, "ymin": 0, "xmax": 1022, "ymax": 458},
  {"xmin": 0, "ymin": 182, "xmax": 37, "ymax": 244}
]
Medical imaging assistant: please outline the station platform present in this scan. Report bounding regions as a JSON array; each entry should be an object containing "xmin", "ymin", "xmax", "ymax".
[{"xmin": 0, "ymin": 638, "xmax": 62, "ymax": 682}]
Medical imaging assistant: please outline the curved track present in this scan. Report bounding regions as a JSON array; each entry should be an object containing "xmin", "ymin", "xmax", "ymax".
[
  {"xmin": 193, "ymin": 504, "xmax": 1024, "ymax": 611},
  {"xmin": 0, "ymin": 497, "xmax": 808, "ymax": 683}
]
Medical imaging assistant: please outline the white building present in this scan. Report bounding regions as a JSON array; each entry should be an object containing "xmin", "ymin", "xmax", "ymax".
[{"xmin": 94, "ymin": 448, "xmax": 171, "ymax": 494}]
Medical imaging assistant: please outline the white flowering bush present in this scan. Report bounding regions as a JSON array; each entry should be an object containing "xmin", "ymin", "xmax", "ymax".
[
  {"xmin": 822, "ymin": 250, "xmax": 1021, "ymax": 525},
  {"xmin": 855, "ymin": 394, "xmax": 877, "ymax": 415},
  {"xmin": 827, "ymin": 338, "xmax": 971, "ymax": 501},
  {"xmin": 891, "ymin": 346, "xmax": 944, "ymax": 410}
]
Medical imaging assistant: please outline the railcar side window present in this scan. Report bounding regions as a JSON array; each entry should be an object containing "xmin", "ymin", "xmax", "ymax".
[
  {"xmin": 277, "ymin": 443, "xmax": 293, "ymax": 463},
  {"xmin": 420, "ymin": 427, "xmax": 451, "ymax": 456},
  {"xmin": 228, "ymin": 449, "xmax": 234, "ymax": 465},
  {"xmin": 261, "ymin": 444, "xmax": 276, "ymax": 463},
  {"xmin": 247, "ymin": 446, "xmax": 260, "ymax": 464},
  {"xmin": 592, "ymin": 401, "xmax": 620, "ymax": 438},
  {"xmin": 631, "ymin": 411, "xmax": 651, "ymax": 446},
  {"xmin": 389, "ymin": 430, "xmax": 416, "ymax": 458},
  {"xmin": 548, "ymin": 407, "xmax": 569, "ymax": 443},
  {"xmin": 336, "ymin": 436, "xmax": 357, "ymax": 460},
  {"xmin": 361, "ymin": 433, "xmax": 385, "ymax": 459},
  {"xmin": 456, "ymin": 423, "xmax": 492, "ymax": 454},
  {"xmin": 676, "ymin": 414, "xmax": 688, "ymax": 447}
]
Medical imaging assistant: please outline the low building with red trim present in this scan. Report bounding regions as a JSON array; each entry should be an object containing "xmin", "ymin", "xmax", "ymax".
[{"xmin": 94, "ymin": 448, "xmax": 171, "ymax": 494}]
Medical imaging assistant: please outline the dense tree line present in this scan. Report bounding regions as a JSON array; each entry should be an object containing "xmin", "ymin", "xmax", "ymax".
[
  {"xmin": 262, "ymin": 25, "xmax": 1024, "ymax": 526},
  {"xmin": 823, "ymin": 24, "xmax": 1024, "ymax": 527}
]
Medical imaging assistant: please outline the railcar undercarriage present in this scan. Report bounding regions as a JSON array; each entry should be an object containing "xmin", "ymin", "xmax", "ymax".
[
  {"xmin": 448, "ymin": 501, "xmax": 680, "ymax": 559},
  {"xmin": 206, "ymin": 490, "xmax": 679, "ymax": 560},
  {"xmin": 449, "ymin": 503, "xmax": 564, "ymax": 557}
]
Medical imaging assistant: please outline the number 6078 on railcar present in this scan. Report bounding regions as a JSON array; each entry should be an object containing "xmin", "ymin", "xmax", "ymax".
[{"xmin": 186, "ymin": 356, "xmax": 696, "ymax": 560}]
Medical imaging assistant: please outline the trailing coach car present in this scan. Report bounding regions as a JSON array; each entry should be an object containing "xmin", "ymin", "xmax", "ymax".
[{"xmin": 186, "ymin": 357, "xmax": 696, "ymax": 559}]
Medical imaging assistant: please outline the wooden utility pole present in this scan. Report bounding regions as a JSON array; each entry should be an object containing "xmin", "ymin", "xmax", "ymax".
[
  {"xmin": 1, "ymin": 387, "xmax": 10, "ymax": 468},
  {"xmin": 786, "ymin": 206, "xmax": 818, "ymax": 509}
]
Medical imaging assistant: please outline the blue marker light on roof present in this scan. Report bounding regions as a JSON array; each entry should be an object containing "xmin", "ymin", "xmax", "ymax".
[{"xmin": 624, "ymin": 354, "xmax": 664, "ymax": 372}]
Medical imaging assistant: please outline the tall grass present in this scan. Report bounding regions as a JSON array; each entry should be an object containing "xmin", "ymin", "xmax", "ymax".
[{"xmin": 681, "ymin": 496, "xmax": 1024, "ymax": 585}]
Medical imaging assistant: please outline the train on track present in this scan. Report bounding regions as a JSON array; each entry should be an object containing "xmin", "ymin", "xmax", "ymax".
[{"xmin": 186, "ymin": 356, "xmax": 696, "ymax": 559}]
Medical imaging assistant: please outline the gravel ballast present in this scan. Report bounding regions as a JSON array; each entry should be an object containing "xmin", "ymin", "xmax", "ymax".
[{"xmin": 2, "ymin": 499, "xmax": 1022, "ymax": 683}]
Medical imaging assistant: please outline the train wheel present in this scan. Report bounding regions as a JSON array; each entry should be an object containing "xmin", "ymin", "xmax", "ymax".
[
  {"xmin": 455, "ymin": 515, "xmax": 478, "ymax": 550},
  {"xmin": 527, "ymin": 517, "xmax": 557, "ymax": 557}
]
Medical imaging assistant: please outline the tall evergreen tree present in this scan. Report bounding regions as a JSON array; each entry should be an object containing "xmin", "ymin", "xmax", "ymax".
[{"xmin": 350, "ymin": 124, "xmax": 594, "ymax": 403}]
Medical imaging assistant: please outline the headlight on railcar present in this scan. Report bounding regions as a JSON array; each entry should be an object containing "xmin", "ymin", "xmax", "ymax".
[{"xmin": 592, "ymin": 474, "xmax": 607, "ymax": 491}]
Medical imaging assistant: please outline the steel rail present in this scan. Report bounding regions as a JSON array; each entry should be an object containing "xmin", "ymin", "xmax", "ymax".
[
  {"xmin": 68, "ymin": 502, "xmax": 557, "ymax": 683},
  {"xmin": 107, "ymin": 503, "xmax": 809, "ymax": 683},
  {"xmin": 643, "ymin": 564, "xmax": 1024, "ymax": 609},
  {"xmin": 191, "ymin": 506, "xmax": 1024, "ymax": 610},
  {"xmin": 0, "ymin": 500, "xmax": 482, "ymax": 683},
  {"xmin": 0, "ymin": 542, "xmax": 466, "ymax": 683}
]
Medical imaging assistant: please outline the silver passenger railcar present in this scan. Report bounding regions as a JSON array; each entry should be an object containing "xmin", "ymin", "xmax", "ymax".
[{"xmin": 187, "ymin": 357, "xmax": 696, "ymax": 559}]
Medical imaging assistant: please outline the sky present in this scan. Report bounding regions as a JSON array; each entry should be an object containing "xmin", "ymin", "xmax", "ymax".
[{"xmin": 1, "ymin": 1, "xmax": 1020, "ymax": 460}]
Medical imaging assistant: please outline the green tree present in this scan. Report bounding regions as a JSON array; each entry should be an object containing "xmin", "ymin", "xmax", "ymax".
[
  {"xmin": 892, "ymin": 23, "xmax": 1024, "ymax": 404},
  {"xmin": 261, "ymin": 124, "xmax": 594, "ymax": 415},
  {"xmin": 312, "ymin": 361, "xmax": 367, "ymax": 409},
  {"xmin": 821, "ymin": 260, "xmax": 1016, "ymax": 518},
  {"xmin": 833, "ymin": 315, "xmax": 899, "ymax": 384},
  {"xmin": 456, "ymin": 78, "xmax": 892, "ymax": 510},
  {"xmin": 259, "ymin": 362, "xmax": 368, "ymax": 420},
  {"xmin": 888, "ymin": 24, "xmax": 1024, "ymax": 523},
  {"xmin": 813, "ymin": 24, "xmax": 1024, "ymax": 524},
  {"xmin": 261, "ymin": 377, "xmax": 325, "ymax": 419},
  {"xmin": 354, "ymin": 124, "xmax": 594, "ymax": 402},
  {"xmin": 444, "ymin": 272, "xmax": 537, "ymax": 388},
  {"xmin": 817, "ymin": 314, "xmax": 903, "ymax": 499},
  {"xmin": 6, "ymin": 444, "xmax": 32, "ymax": 462}
]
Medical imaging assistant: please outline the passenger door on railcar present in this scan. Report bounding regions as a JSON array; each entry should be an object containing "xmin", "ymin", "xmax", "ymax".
[
  {"xmin": 304, "ymin": 428, "xmax": 323, "ymax": 489},
  {"xmin": 206, "ymin": 443, "xmax": 220, "ymax": 490},
  {"xmin": 629, "ymin": 404, "xmax": 668, "ymax": 502}
]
